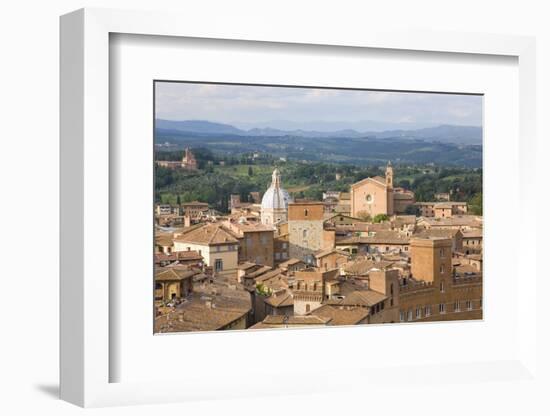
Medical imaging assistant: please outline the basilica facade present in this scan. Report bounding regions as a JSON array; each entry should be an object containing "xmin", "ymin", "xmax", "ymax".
[{"xmin": 350, "ymin": 162, "xmax": 414, "ymax": 218}]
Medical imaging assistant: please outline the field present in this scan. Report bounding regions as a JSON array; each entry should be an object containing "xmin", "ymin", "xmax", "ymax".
[{"xmin": 155, "ymin": 153, "xmax": 482, "ymax": 215}]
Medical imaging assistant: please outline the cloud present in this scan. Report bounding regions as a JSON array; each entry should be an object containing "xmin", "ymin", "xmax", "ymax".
[{"xmin": 155, "ymin": 82, "xmax": 482, "ymax": 129}]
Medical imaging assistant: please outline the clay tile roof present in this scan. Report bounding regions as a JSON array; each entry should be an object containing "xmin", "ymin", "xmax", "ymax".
[
  {"xmin": 174, "ymin": 224, "xmax": 238, "ymax": 245},
  {"xmin": 230, "ymin": 222, "xmax": 275, "ymax": 233},
  {"xmin": 263, "ymin": 290, "xmax": 294, "ymax": 307},
  {"xmin": 155, "ymin": 233, "xmax": 174, "ymax": 247},
  {"xmin": 238, "ymin": 262, "xmax": 258, "ymax": 271},
  {"xmin": 342, "ymin": 258, "xmax": 394, "ymax": 275},
  {"xmin": 309, "ymin": 304, "xmax": 370, "ymax": 325},
  {"xmin": 278, "ymin": 258, "xmax": 304, "ymax": 268},
  {"xmin": 155, "ymin": 267, "xmax": 199, "ymax": 282},
  {"xmin": 246, "ymin": 266, "xmax": 273, "ymax": 278},
  {"xmin": 250, "ymin": 315, "xmax": 331, "ymax": 329},
  {"xmin": 462, "ymin": 230, "xmax": 483, "ymax": 238},
  {"xmin": 175, "ymin": 250, "xmax": 203, "ymax": 260},
  {"xmin": 338, "ymin": 230, "xmax": 409, "ymax": 245},
  {"xmin": 413, "ymin": 228, "xmax": 460, "ymax": 239},
  {"xmin": 324, "ymin": 280, "xmax": 388, "ymax": 307},
  {"xmin": 155, "ymin": 282, "xmax": 251, "ymax": 332},
  {"xmin": 314, "ymin": 248, "xmax": 350, "ymax": 259}
]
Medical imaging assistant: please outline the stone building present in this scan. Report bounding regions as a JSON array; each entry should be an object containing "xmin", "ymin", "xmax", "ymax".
[
  {"xmin": 154, "ymin": 266, "xmax": 197, "ymax": 303},
  {"xmin": 314, "ymin": 248, "xmax": 350, "ymax": 271},
  {"xmin": 397, "ymin": 237, "xmax": 482, "ymax": 322},
  {"xmin": 293, "ymin": 269, "xmax": 338, "ymax": 315},
  {"xmin": 414, "ymin": 201, "xmax": 468, "ymax": 217},
  {"xmin": 462, "ymin": 230, "xmax": 483, "ymax": 254},
  {"xmin": 288, "ymin": 201, "xmax": 326, "ymax": 264},
  {"xmin": 260, "ymin": 168, "xmax": 292, "ymax": 225},
  {"xmin": 392, "ymin": 188, "xmax": 416, "ymax": 213},
  {"xmin": 350, "ymin": 162, "xmax": 415, "ymax": 218},
  {"xmin": 181, "ymin": 147, "xmax": 198, "ymax": 170},
  {"xmin": 182, "ymin": 201, "xmax": 209, "ymax": 221},
  {"xmin": 223, "ymin": 219, "xmax": 275, "ymax": 267},
  {"xmin": 156, "ymin": 147, "xmax": 198, "ymax": 170},
  {"xmin": 274, "ymin": 231, "xmax": 290, "ymax": 264},
  {"xmin": 417, "ymin": 215, "xmax": 482, "ymax": 231},
  {"xmin": 173, "ymin": 224, "xmax": 239, "ymax": 278},
  {"xmin": 154, "ymin": 278, "xmax": 251, "ymax": 333}
]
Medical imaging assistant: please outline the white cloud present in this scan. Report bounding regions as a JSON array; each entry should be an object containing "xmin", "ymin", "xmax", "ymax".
[{"xmin": 155, "ymin": 82, "xmax": 482, "ymax": 128}]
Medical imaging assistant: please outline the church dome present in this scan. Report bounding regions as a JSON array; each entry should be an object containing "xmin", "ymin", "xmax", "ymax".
[{"xmin": 261, "ymin": 169, "xmax": 292, "ymax": 210}]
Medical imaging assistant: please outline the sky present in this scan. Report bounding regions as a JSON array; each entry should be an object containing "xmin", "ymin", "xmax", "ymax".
[{"xmin": 155, "ymin": 82, "xmax": 483, "ymax": 132}]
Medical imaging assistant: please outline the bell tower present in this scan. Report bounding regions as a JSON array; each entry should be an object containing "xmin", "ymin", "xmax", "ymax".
[{"xmin": 385, "ymin": 161, "xmax": 393, "ymax": 189}]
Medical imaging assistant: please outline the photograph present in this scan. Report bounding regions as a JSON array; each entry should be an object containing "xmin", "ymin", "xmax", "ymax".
[{"xmin": 153, "ymin": 81, "xmax": 483, "ymax": 333}]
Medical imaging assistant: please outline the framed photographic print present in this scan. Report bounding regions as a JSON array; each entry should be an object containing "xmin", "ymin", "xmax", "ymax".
[
  {"xmin": 152, "ymin": 81, "xmax": 483, "ymax": 334},
  {"xmin": 60, "ymin": 7, "xmax": 538, "ymax": 408}
]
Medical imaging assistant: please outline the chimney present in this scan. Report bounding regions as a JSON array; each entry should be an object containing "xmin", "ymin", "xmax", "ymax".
[{"xmin": 184, "ymin": 215, "xmax": 191, "ymax": 227}]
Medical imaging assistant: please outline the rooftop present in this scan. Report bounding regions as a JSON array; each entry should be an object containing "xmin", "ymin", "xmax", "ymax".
[
  {"xmin": 174, "ymin": 224, "xmax": 239, "ymax": 246},
  {"xmin": 155, "ymin": 266, "xmax": 199, "ymax": 282},
  {"xmin": 309, "ymin": 304, "xmax": 370, "ymax": 325},
  {"xmin": 250, "ymin": 315, "xmax": 330, "ymax": 329},
  {"xmin": 155, "ymin": 280, "xmax": 251, "ymax": 333}
]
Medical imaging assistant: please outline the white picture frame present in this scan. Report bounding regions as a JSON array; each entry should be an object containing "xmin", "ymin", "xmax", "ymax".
[{"xmin": 60, "ymin": 7, "xmax": 538, "ymax": 408}]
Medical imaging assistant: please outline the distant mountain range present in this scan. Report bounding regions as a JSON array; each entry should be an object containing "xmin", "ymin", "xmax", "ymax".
[{"xmin": 155, "ymin": 119, "xmax": 482, "ymax": 145}]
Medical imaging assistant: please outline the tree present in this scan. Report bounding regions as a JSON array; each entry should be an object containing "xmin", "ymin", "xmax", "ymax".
[
  {"xmin": 248, "ymin": 166, "xmax": 253, "ymax": 176},
  {"xmin": 373, "ymin": 214, "xmax": 390, "ymax": 223},
  {"xmin": 356, "ymin": 210, "xmax": 372, "ymax": 222},
  {"xmin": 256, "ymin": 283, "xmax": 271, "ymax": 296},
  {"xmin": 468, "ymin": 192, "xmax": 483, "ymax": 215}
]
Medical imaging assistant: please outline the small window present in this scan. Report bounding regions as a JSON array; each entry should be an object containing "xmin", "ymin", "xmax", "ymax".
[
  {"xmin": 304, "ymin": 209, "xmax": 309, "ymax": 217},
  {"xmin": 466, "ymin": 300, "xmax": 473, "ymax": 310},
  {"xmin": 306, "ymin": 304, "xmax": 311, "ymax": 313},
  {"xmin": 454, "ymin": 300, "xmax": 460, "ymax": 312},
  {"xmin": 439, "ymin": 303, "xmax": 446, "ymax": 314},
  {"xmin": 399, "ymin": 311, "xmax": 405, "ymax": 322},
  {"xmin": 425, "ymin": 306, "xmax": 432, "ymax": 316},
  {"xmin": 303, "ymin": 229, "xmax": 307, "ymax": 238},
  {"xmin": 440, "ymin": 281, "xmax": 445, "ymax": 292},
  {"xmin": 407, "ymin": 310, "xmax": 413, "ymax": 321},
  {"xmin": 416, "ymin": 307, "xmax": 421, "ymax": 319}
]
